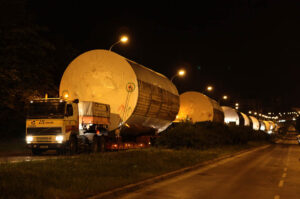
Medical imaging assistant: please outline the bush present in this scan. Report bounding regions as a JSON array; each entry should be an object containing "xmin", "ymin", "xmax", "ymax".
[{"xmin": 156, "ymin": 122, "xmax": 271, "ymax": 149}]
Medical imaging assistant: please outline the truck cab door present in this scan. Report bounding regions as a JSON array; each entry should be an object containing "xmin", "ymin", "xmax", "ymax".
[{"xmin": 65, "ymin": 103, "xmax": 79, "ymax": 134}]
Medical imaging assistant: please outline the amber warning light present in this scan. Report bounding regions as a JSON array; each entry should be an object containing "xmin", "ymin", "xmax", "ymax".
[{"xmin": 62, "ymin": 90, "xmax": 69, "ymax": 100}]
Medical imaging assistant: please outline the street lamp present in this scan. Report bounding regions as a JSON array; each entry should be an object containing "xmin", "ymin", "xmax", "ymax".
[
  {"xmin": 171, "ymin": 69, "xmax": 185, "ymax": 82},
  {"xmin": 222, "ymin": 95, "xmax": 228, "ymax": 100},
  {"xmin": 206, "ymin": 86, "xmax": 213, "ymax": 92},
  {"xmin": 109, "ymin": 35, "xmax": 129, "ymax": 51}
]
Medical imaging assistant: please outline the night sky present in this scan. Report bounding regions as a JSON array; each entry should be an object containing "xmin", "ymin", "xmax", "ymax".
[{"xmin": 28, "ymin": 0, "xmax": 300, "ymax": 112}]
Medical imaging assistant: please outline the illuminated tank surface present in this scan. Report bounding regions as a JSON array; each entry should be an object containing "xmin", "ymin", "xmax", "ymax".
[
  {"xmin": 249, "ymin": 116, "xmax": 260, "ymax": 130},
  {"xmin": 60, "ymin": 49, "xmax": 179, "ymax": 134},
  {"xmin": 240, "ymin": 112, "xmax": 250, "ymax": 126},
  {"xmin": 268, "ymin": 121, "xmax": 275, "ymax": 131},
  {"xmin": 221, "ymin": 106, "xmax": 239, "ymax": 125},
  {"xmin": 263, "ymin": 121, "xmax": 272, "ymax": 132},
  {"xmin": 176, "ymin": 91, "xmax": 224, "ymax": 123},
  {"xmin": 260, "ymin": 121, "xmax": 266, "ymax": 131}
]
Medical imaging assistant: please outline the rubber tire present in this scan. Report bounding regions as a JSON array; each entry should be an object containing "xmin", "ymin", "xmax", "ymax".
[
  {"xmin": 66, "ymin": 136, "xmax": 77, "ymax": 155},
  {"xmin": 99, "ymin": 136, "xmax": 106, "ymax": 152},
  {"xmin": 56, "ymin": 149, "xmax": 62, "ymax": 155},
  {"xmin": 91, "ymin": 136, "xmax": 99, "ymax": 153}
]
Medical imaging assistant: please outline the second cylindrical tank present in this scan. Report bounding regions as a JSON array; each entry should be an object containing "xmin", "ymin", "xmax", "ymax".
[{"xmin": 176, "ymin": 91, "xmax": 224, "ymax": 123}]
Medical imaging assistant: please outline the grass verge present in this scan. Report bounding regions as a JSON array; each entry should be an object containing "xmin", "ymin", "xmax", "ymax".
[
  {"xmin": 0, "ymin": 138, "xmax": 30, "ymax": 156},
  {"xmin": 0, "ymin": 141, "xmax": 268, "ymax": 199}
]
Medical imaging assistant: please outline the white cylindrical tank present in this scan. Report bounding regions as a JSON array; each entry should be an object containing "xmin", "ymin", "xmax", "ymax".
[
  {"xmin": 249, "ymin": 116, "xmax": 260, "ymax": 130},
  {"xmin": 268, "ymin": 121, "xmax": 275, "ymax": 131},
  {"xmin": 240, "ymin": 112, "xmax": 250, "ymax": 126},
  {"xmin": 260, "ymin": 121, "xmax": 266, "ymax": 131},
  {"xmin": 222, "ymin": 106, "xmax": 239, "ymax": 125},
  {"xmin": 273, "ymin": 122, "xmax": 279, "ymax": 132},
  {"xmin": 175, "ymin": 91, "xmax": 224, "ymax": 123},
  {"xmin": 263, "ymin": 121, "xmax": 271, "ymax": 133},
  {"xmin": 60, "ymin": 49, "xmax": 179, "ymax": 134}
]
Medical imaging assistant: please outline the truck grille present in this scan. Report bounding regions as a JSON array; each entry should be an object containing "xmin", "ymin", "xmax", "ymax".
[
  {"xmin": 27, "ymin": 127, "xmax": 62, "ymax": 135},
  {"xmin": 35, "ymin": 137, "xmax": 52, "ymax": 142}
]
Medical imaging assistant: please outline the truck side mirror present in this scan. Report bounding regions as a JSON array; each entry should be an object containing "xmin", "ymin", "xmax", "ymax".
[
  {"xmin": 66, "ymin": 104, "xmax": 73, "ymax": 117},
  {"xmin": 73, "ymin": 99, "xmax": 79, "ymax": 104}
]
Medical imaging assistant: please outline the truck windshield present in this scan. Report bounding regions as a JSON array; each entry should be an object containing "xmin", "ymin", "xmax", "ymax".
[{"xmin": 27, "ymin": 101, "xmax": 66, "ymax": 119}]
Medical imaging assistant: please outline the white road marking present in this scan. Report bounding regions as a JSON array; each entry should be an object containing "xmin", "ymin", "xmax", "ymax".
[
  {"xmin": 282, "ymin": 173, "xmax": 287, "ymax": 178},
  {"xmin": 278, "ymin": 180, "xmax": 284, "ymax": 187},
  {"xmin": 284, "ymin": 167, "xmax": 287, "ymax": 172}
]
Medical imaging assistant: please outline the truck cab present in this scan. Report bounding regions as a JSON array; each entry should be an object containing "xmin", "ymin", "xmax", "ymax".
[{"xmin": 26, "ymin": 98, "xmax": 79, "ymax": 155}]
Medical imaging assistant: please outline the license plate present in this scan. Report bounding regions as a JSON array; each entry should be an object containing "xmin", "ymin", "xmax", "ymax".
[{"xmin": 40, "ymin": 145, "xmax": 48, "ymax": 149}]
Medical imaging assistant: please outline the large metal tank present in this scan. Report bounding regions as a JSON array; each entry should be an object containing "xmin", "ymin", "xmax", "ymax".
[
  {"xmin": 221, "ymin": 106, "xmax": 239, "ymax": 125},
  {"xmin": 175, "ymin": 91, "xmax": 224, "ymax": 123},
  {"xmin": 240, "ymin": 112, "xmax": 250, "ymax": 126},
  {"xmin": 263, "ymin": 121, "xmax": 272, "ymax": 133},
  {"xmin": 249, "ymin": 116, "xmax": 260, "ymax": 130},
  {"xmin": 59, "ymin": 49, "xmax": 179, "ymax": 134},
  {"xmin": 268, "ymin": 121, "xmax": 275, "ymax": 131},
  {"xmin": 260, "ymin": 121, "xmax": 266, "ymax": 131}
]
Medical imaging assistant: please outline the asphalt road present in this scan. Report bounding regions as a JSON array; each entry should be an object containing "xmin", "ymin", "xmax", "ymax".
[{"xmin": 117, "ymin": 144, "xmax": 300, "ymax": 199}]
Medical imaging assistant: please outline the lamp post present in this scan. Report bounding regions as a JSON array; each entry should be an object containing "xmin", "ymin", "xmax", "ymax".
[
  {"xmin": 109, "ymin": 35, "xmax": 129, "ymax": 51},
  {"xmin": 203, "ymin": 85, "xmax": 214, "ymax": 98},
  {"xmin": 171, "ymin": 69, "xmax": 185, "ymax": 82},
  {"xmin": 206, "ymin": 86, "xmax": 213, "ymax": 92},
  {"xmin": 218, "ymin": 95, "xmax": 228, "ymax": 105},
  {"xmin": 235, "ymin": 102, "xmax": 239, "ymax": 110}
]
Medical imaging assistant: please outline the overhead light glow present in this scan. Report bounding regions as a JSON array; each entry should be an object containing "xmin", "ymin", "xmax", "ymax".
[
  {"xmin": 207, "ymin": 86, "xmax": 213, "ymax": 91},
  {"xmin": 120, "ymin": 36, "xmax": 128, "ymax": 43},
  {"xmin": 178, "ymin": 70, "xmax": 185, "ymax": 76}
]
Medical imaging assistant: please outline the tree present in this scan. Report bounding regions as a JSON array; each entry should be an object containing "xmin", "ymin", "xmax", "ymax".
[{"xmin": 0, "ymin": 0, "xmax": 58, "ymax": 137}]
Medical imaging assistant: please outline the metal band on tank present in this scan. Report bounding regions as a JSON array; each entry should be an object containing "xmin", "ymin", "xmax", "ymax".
[{"xmin": 129, "ymin": 80, "xmax": 179, "ymax": 121}]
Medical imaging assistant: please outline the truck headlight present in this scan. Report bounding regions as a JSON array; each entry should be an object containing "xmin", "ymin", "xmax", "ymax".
[
  {"xmin": 26, "ymin": 136, "xmax": 33, "ymax": 144},
  {"xmin": 55, "ymin": 135, "xmax": 64, "ymax": 143}
]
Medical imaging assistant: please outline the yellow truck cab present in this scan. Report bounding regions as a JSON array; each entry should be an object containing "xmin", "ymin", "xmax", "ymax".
[{"xmin": 26, "ymin": 98, "xmax": 79, "ymax": 155}]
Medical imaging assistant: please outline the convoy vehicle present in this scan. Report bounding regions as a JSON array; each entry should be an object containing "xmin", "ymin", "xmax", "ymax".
[
  {"xmin": 25, "ymin": 96, "xmax": 151, "ymax": 155},
  {"xmin": 25, "ymin": 49, "xmax": 181, "ymax": 155},
  {"xmin": 26, "ymin": 97, "xmax": 103, "ymax": 154}
]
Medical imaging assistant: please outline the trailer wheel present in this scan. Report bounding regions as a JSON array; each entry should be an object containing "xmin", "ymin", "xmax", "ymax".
[
  {"xmin": 77, "ymin": 135, "xmax": 89, "ymax": 153},
  {"xmin": 66, "ymin": 136, "xmax": 77, "ymax": 155},
  {"xmin": 91, "ymin": 136, "xmax": 99, "ymax": 153},
  {"xmin": 56, "ymin": 149, "xmax": 63, "ymax": 155},
  {"xmin": 99, "ymin": 136, "xmax": 106, "ymax": 152}
]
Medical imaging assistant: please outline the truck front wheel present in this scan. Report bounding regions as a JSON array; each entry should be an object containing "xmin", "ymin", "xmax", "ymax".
[{"xmin": 66, "ymin": 136, "xmax": 77, "ymax": 155}]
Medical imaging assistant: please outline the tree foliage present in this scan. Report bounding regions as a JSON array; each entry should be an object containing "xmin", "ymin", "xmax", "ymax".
[
  {"xmin": 0, "ymin": 0, "xmax": 78, "ymax": 138},
  {"xmin": 156, "ymin": 122, "xmax": 271, "ymax": 149}
]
